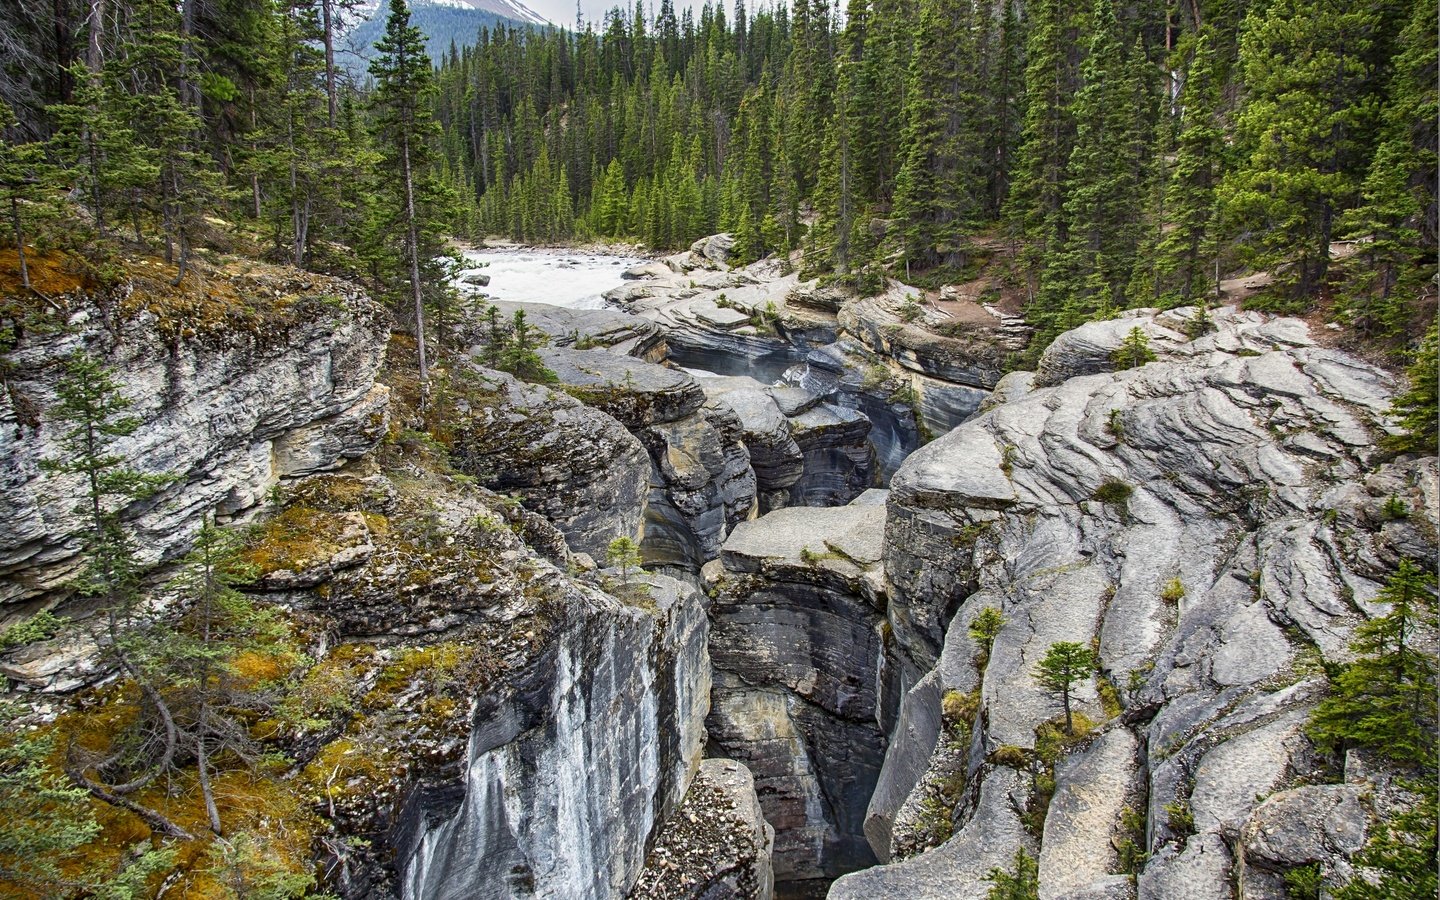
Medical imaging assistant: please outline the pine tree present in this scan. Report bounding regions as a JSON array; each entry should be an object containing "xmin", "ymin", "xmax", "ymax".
[
  {"xmin": 1386, "ymin": 322, "xmax": 1438, "ymax": 454},
  {"xmin": 1036, "ymin": 0, "xmax": 1148, "ymax": 332},
  {"xmin": 968, "ymin": 606, "xmax": 1007, "ymax": 658},
  {"xmin": 1307, "ymin": 559, "xmax": 1437, "ymax": 766},
  {"xmin": 1004, "ymin": 0, "xmax": 1077, "ymax": 267},
  {"xmin": 146, "ymin": 520, "xmax": 299, "ymax": 837},
  {"xmin": 984, "ymin": 848, "xmax": 1040, "ymax": 900},
  {"xmin": 1335, "ymin": 0, "xmax": 1438, "ymax": 345},
  {"xmin": 369, "ymin": 0, "xmax": 445, "ymax": 405},
  {"xmin": 606, "ymin": 535, "xmax": 642, "ymax": 587},
  {"xmin": 1219, "ymin": 0, "xmax": 1386, "ymax": 308},
  {"xmin": 891, "ymin": 0, "xmax": 983, "ymax": 272},
  {"xmin": 0, "ymin": 102, "xmax": 64, "ymax": 295},
  {"xmin": 1034, "ymin": 640, "xmax": 1096, "ymax": 734},
  {"xmin": 38, "ymin": 353, "xmax": 191, "ymax": 840}
]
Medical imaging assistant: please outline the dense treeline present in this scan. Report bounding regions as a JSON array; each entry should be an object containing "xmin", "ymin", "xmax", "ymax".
[
  {"xmin": 435, "ymin": 0, "xmax": 1437, "ymax": 352},
  {"xmin": 0, "ymin": 0, "xmax": 455, "ymax": 356},
  {"xmin": 0, "ymin": 0, "xmax": 1434, "ymax": 360}
]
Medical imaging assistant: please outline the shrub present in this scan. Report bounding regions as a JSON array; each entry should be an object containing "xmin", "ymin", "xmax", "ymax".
[{"xmin": 1111, "ymin": 327, "xmax": 1157, "ymax": 370}]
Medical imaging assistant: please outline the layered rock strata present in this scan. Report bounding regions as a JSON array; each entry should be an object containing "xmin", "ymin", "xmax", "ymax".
[
  {"xmin": 833, "ymin": 306, "xmax": 1437, "ymax": 899},
  {"xmin": 0, "ymin": 271, "xmax": 390, "ymax": 616},
  {"xmin": 707, "ymin": 494, "xmax": 890, "ymax": 892}
]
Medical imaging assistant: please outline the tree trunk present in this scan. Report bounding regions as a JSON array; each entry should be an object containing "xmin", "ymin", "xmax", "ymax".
[
  {"xmin": 195, "ymin": 708, "xmax": 222, "ymax": 835},
  {"xmin": 322, "ymin": 0, "xmax": 339, "ymax": 128},
  {"xmin": 402, "ymin": 135, "xmax": 429, "ymax": 405},
  {"xmin": 11, "ymin": 196, "xmax": 30, "ymax": 290},
  {"xmin": 86, "ymin": 0, "xmax": 104, "ymax": 73},
  {"xmin": 1062, "ymin": 686, "xmax": 1073, "ymax": 735}
]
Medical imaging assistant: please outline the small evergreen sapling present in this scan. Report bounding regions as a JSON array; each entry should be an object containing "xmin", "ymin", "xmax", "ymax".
[
  {"xmin": 1034, "ymin": 641, "xmax": 1097, "ymax": 735},
  {"xmin": 607, "ymin": 536, "xmax": 642, "ymax": 588}
]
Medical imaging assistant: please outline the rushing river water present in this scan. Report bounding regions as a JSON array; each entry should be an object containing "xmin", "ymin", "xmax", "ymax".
[
  {"xmin": 460, "ymin": 246, "xmax": 923, "ymax": 485},
  {"xmin": 458, "ymin": 247, "xmax": 648, "ymax": 309}
]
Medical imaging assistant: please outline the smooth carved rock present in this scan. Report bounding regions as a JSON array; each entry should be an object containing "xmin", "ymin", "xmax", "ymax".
[
  {"xmin": 709, "ymin": 499, "xmax": 891, "ymax": 889},
  {"xmin": 828, "ymin": 768, "xmax": 1036, "ymax": 900},
  {"xmin": 851, "ymin": 307, "xmax": 1431, "ymax": 900},
  {"xmin": 481, "ymin": 300, "xmax": 664, "ymax": 358},
  {"xmin": 1038, "ymin": 728, "xmax": 1142, "ymax": 900}
]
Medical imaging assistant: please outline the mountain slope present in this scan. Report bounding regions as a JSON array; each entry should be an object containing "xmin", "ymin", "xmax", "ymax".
[{"xmin": 343, "ymin": 0, "xmax": 551, "ymax": 74}]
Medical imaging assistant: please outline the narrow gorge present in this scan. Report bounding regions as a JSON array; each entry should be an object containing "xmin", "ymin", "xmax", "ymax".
[{"xmin": 3, "ymin": 234, "xmax": 1431, "ymax": 900}]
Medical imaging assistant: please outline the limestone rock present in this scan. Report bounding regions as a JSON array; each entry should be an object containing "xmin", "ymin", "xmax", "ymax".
[
  {"xmin": 447, "ymin": 363, "xmax": 650, "ymax": 560},
  {"xmin": 709, "ymin": 500, "xmax": 889, "ymax": 889},
  {"xmin": 481, "ymin": 300, "xmax": 664, "ymax": 358},
  {"xmin": 400, "ymin": 573, "xmax": 711, "ymax": 900},
  {"xmin": 848, "ymin": 306, "xmax": 1432, "ymax": 900},
  {"xmin": 0, "ymin": 272, "xmax": 390, "ymax": 615}
]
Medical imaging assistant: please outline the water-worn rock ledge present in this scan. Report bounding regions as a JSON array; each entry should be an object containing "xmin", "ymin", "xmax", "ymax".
[
  {"xmin": 706, "ymin": 492, "xmax": 891, "ymax": 891},
  {"xmin": 830, "ymin": 306, "xmax": 1437, "ymax": 899}
]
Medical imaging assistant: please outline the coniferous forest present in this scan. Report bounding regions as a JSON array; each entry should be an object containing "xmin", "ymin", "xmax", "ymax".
[
  {"xmin": 2, "ymin": 0, "xmax": 1436, "ymax": 360},
  {"xmin": 429, "ymin": 0, "xmax": 1439, "ymax": 353}
]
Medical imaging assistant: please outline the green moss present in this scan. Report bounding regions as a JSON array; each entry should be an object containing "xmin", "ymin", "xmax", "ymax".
[
  {"xmin": 1164, "ymin": 800, "xmax": 1195, "ymax": 836},
  {"xmin": 1160, "ymin": 577, "xmax": 1186, "ymax": 604},
  {"xmin": 1116, "ymin": 805, "xmax": 1148, "ymax": 876},
  {"xmin": 991, "ymin": 745, "xmax": 1031, "ymax": 768},
  {"xmin": 1093, "ymin": 479, "xmax": 1134, "ymax": 505}
]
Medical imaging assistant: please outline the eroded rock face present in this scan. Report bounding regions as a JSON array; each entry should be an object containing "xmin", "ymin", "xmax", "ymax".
[
  {"xmin": 0, "ymin": 276, "xmax": 390, "ymax": 616},
  {"xmin": 482, "ymin": 301, "xmax": 665, "ymax": 359},
  {"xmin": 537, "ymin": 349, "xmax": 757, "ymax": 570},
  {"xmin": 843, "ymin": 307, "xmax": 1437, "ymax": 899},
  {"xmin": 708, "ymin": 497, "xmax": 889, "ymax": 891},
  {"xmin": 447, "ymin": 361, "xmax": 651, "ymax": 560},
  {"xmin": 399, "ymin": 572, "xmax": 711, "ymax": 900}
]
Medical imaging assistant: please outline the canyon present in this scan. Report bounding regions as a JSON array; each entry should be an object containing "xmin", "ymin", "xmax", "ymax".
[{"xmin": 1, "ymin": 235, "xmax": 1433, "ymax": 899}]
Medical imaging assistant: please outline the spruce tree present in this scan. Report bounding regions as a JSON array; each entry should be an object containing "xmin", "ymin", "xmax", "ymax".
[
  {"xmin": 1154, "ymin": 30, "xmax": 1224, "ymax": 307},
  {"xmin": 1036, "ymin": 0, "xmax": 1148, "ymax": 333},
  {"xmin": 1219, "ymin": 0, "xmax": 1385, "ymax": 308},
  {"xmin": 1335, "ymin": 0, "xmax": 1438, "ymax": 345},
  {"xmin": 369, "ymin": 0, "xmax": 445, "ymax": 405},
  {"xmin": 1004, "ymin": 0, "xmax": 1077, "ymax": 267},
  {"xmin": 1034, "ymin": 640, "xmax": 1096, "ymax": 735},
  {"xmin": 891, "ymin": 0, "xmax": 982, "ymax": 272},
  {"xmin": 1307, "ymin": 559, "xmax": 1437, "ymax": 767},
  {"xmin": 1385, "ymin": 321, "xmax": 1439, "ymax": 455}
]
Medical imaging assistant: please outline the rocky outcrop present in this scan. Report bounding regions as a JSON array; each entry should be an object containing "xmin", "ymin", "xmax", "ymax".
[
  {"xmin": 839, "ymin": 307, "xmax": 1436, "ymax": 899},
  {"xmin": 483, "ymin": 300, "xmax": 665, "ymax": 359},
  {"xmin": 630, "ymin": 758, "xmax": 776, "ymax": 900},
  {"xmin": 781, "ymin": 342, "xmax": 919, "ymax": 481},
  {"xmin": 539, "ymin": 348, "xmax": 756, "ymax": 570},
  {"xmin": 447, "ymin": 360, "xmax": 651, "ymax": 561},
  {"xmin": 707, "ymin": 495, "xmax": 890, "ymax": 891},
  {"xmin": 699, "ymin": 375, "xmax": 877, "ymax": 511},
  {"xmin": 0, "ymin": 270, "xmax": 390, "ymax": 618},
  {"xmin": 399, "ymin": 572, "xmax": 711, "ymax": 900}
]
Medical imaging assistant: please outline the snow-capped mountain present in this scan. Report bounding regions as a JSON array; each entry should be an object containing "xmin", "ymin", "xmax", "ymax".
[
  {"xmin": 344, "ymin": 0, "xmax": 551, "ymax": 74},
  {"xmin": 354, "ymin": 0, "xmax": 550, "ymax": 28}
]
